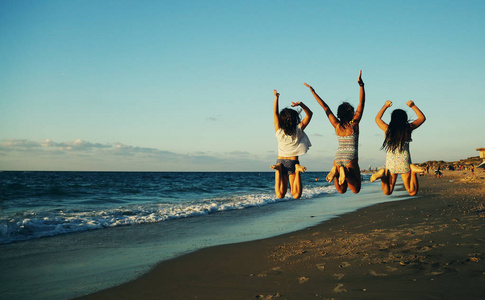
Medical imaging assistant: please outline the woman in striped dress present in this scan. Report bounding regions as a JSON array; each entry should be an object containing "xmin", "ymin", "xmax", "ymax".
[{"xmin": 304, "ymin": 70, "xmax": 365, "ymax": 194}]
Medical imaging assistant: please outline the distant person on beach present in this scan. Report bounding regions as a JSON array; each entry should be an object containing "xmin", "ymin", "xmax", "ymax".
[
  {"xmin": 271, "ymin": 89, "xmax": 313, "ymax": 199},
  {"xmin": 371, "ymin": 100, "xmax": 426, "ymax": 195},
  {"xmin": 304, "ymin": 70, "xmax": 365, "ymax": 194},
  {"xmin": 435, "ymin": 166, "xmax": 443, "ymax": 178}
]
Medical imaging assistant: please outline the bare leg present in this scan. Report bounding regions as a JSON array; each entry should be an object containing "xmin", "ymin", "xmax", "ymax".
[
  {"xmin": 326, "ymin": 165, "xmax": 338, "ymax": 182},
  {"xmin": 370, "ymin": 168, "xmax": 386, "ymax": 182},
  {"xmin": 386, "ymin": 173, "xmax": 399, "ymax": 195},
  {"xmin": 271, "ymin": 163, "xmax": 287, "ymax": 198},
  {"xmin": 333, "ymin": 169, "xmax": 348, "ymax": 194},
  {"xmin": 289, "ymin": 164, "xmax": 306, "ymax": 199},
  {"xmin": 380, "ymin": 171, "xmax": 399, "ymax": 195},
  {"xmin": 410, "ymin": 164, "xmax": 425, "ymax": 174},
  {"xmin": 371, "ymin": 168, "xmax": 397, "ymax": 195},
  {"xmin": 338, "ymin": 166, "xmax": 346, "ymax": 185},
  {"xmin": 345, "ymin": 159, "xmax": 361, "ymax": 194},
  {"xmin": 401, "ymin": 164, "xmax": 423, "ymax": 196}
]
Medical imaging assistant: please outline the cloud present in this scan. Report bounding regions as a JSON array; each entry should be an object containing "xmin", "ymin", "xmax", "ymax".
[
  {"xmin": 0, "ymin": 138, "xmax": 268, "ymax": 171},
  {"xmin": 226, "ymin": 151, "xmax": 251, "ymax": 156},
  {"xmin": 112, "ymin": 143, "xmax": 160, "ymax": 155},
  {"xmin": 0, "ymin": 138, "xmax": 149, "ymax": 155},
  {"xmin": 48, "ymin": 139, "xmax": 112, "ymax": 151},
  {"xmin": 0, "ymin": 139, "xmax": 42, "ymax": 150},
  {"xmin": 207, "ymin": 114, "xmax": 222, "ymax": 122},
  {"xmin": 0, "ymin": 139, "xmax": 165, "ymax": 154}
]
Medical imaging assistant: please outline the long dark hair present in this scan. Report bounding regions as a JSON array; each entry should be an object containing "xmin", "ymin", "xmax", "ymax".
[
  {"xmin": 337, "ymin": 102, "xmax": 355, "ymax": 129},
  {"xmin": 279, "ymin": 108, "xmax": 301, "ymax": 136},
  {"xmin": 381, "ymin": 109, "xmax": 412, "ymax": 152}
]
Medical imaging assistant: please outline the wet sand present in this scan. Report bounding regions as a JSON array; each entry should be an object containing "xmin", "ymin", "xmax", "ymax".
[{"xmin": 78, "ymin": 170, "xmax": 485, "ymax": 300}]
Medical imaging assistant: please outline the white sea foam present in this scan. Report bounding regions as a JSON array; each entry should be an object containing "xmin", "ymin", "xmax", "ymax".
[{"xmin": 0, "ymin": 184, "xmax": 338, "ymax": 244}]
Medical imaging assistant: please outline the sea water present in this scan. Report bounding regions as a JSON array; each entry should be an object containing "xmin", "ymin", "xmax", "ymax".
[{"xmin": 0, "ymin": 171, "xmax": 410, "ymax": 299}]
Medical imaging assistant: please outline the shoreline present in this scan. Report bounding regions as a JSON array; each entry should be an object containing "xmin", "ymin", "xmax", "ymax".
[
  {"xmin": 3, "ymin": 173, "xmax": 408, "ymax": 300},
  {"xmin": 78, "ymin": 170, "xmax": 485, "ymax": 299}
]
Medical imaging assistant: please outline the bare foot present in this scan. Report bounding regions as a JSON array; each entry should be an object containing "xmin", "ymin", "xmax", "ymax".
[
  {"xmin": 326, "ymin": 165, "xmax": 337, "ymax": 182},
  {"xmin": 271, "ymin": 163, "xmax": 283, "ymax": 171},
  {"xmin": 410, "ymin": 164, "xmax": 424, "ymax": 173},
  {"xmin": 370, "ymin": 168, "xmax": 386, "ymax": 182},
  {"xmin": 338, "ymin": 166, "xmax": 346, "ymax": 185},
  {"xmin": 295, "ymin": 164, "xmax": 307, "ymax": 173}
]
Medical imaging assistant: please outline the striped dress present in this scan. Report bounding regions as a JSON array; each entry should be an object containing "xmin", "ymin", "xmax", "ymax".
[{"xmin": 334, "ymin": 125, "xmax": 359, "ymax": 167}]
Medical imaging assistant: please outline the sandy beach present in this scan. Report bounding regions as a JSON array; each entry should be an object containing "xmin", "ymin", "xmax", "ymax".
[{"xmin": 78, "ymin": 170, "xmax": 485, "ymax": 300}]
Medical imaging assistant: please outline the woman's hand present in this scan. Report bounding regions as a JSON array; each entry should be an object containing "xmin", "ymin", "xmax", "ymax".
[
  {"xmin": 406, "ymin": 100, "xmax": 415, "ymax": 107},
  {"xmin": 291, "ymin": 101, "xmax": 301, "ymax": 107},
  {"xmin": 303, "ymin": 83, "xmax": 314, "ymax": 91},
  {"xmin": 385, "ymin": 100, "xmax": 393, "ymax": 108},
  {"xmin": 357, "ymin": 70, "xmax": 364, "ymax": 86},
  {"xmin": 274, "ymin": 89, "xmax": 279, "ymax": 97}
]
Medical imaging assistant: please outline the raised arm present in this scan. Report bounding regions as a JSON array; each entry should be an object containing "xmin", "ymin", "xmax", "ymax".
[
  {"xmin": 303, "ymin": 83, "xmax": 338, "ymax": 128},
  {"xmin": 273, "ymin": 90, "xmax": 280, "ymax": 132},
  {"xmin": 353, "ymin": 70, "xmax": 365, "ymax": 124},
  {"xmin": 291, "ymin": 101, "xmax": 313, "ymax": 131},
  {"xmin": 407, "ymin": 100, "xmax": 426, "ymax": 130},
  {"xmin": 375, "ymin": 100, "xmax": 392, "ymax": 132}
]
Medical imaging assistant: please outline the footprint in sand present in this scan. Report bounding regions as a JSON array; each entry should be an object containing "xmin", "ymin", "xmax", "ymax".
[
  {"xmin": 339, "ymin": 261, "xmax": 351, "ymax": 268},
  {"xmin": 256, "ymin": 293, "xmax": 281, "ymax": 299},
  {"xmin": 334, "ymin": 283, "xmax": 347, "ymax": 293},
  {"xmin": 333, "ymin": 273, "xmax": 345, "ymax": 280},
  {"xmin": 257, "ymin": 267, "xmax": 282, "ymax": 277},
  {"xmin": 316, "ymin": 263, "xmax": 326, "ymax": 271},
  {"xmin": 386, "ymin": 266, "xmax": 398, "ymax": 272},
  {"xmin": 370, "ymin": 270, "xmax": 387, "ymax": 277},
  {"xmin": 298, "ymin": 277, "xmax": 309, "ymax": 284},
  {"xmin": 429, "ymin": 271, "xmax": 445, "ymax": 276}
]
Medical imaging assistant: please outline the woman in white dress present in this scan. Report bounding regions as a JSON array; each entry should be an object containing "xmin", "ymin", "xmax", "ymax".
[{"xmin": 371, "ymin": 100, "xmax": 426, "ymax": 196}]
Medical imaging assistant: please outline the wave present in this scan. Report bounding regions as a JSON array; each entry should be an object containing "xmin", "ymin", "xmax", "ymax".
[{"xmin": 0, "ymin": 184, "xmax": 338, "ymax": 244}]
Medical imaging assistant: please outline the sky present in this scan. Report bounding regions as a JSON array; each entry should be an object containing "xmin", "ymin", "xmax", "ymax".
[{"xmin": 0, "ymin": 0, "xmax": 484, "ymax": 171}]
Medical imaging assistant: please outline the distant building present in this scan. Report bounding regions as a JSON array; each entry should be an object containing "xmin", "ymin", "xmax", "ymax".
[
  {"xmin": 477, "ymin": 148, "xmax": 485, "ymax": 162},
  {"xmin": 477, "ymin": 148, "xmax": 485, "ymax": 168}
]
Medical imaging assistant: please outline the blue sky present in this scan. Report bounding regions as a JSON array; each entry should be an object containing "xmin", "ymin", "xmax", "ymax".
[{"xmin": 1, "ymin": 0, "xmax": 484, "ymax": 171}]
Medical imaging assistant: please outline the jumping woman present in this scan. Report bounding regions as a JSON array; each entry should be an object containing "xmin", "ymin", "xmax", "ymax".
[
  {"xmin": 371, "ymin": 100, "xmax": 426, "ymax": 196},
  {"xmin": 304, "ymin": 70, "xmax": 365, "ymax": 194},
  {"xmin": 271, "ymin": 89, "xmax": 313, "ymax": 199}
]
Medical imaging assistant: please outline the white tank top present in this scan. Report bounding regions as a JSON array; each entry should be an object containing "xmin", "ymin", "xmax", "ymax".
[{"xmin": 275, "ymin": 124, "xmax": 312, "ymax": 157}]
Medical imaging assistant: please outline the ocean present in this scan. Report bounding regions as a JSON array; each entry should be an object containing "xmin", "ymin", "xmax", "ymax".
[{"xmin": 0, "ymin": 171, "xmax": 410, "ymax": 299}]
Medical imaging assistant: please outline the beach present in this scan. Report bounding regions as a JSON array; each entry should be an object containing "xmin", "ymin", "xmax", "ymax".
[
  {"xmin": 78, "ymin": 170, "xmax": 485, "ymax": 300},
  {"xmin": 0, "ymin": 171, "xmax": 403, "ymax": 300}
]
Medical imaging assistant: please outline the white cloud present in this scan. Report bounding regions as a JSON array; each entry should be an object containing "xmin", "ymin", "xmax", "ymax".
[{"xmin": 0, "ymin": 139, "xmax": 41, "ymax": 150}]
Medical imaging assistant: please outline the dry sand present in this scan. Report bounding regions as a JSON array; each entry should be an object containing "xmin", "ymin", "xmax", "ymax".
[{"xmin": 78, "ymin": 170, "xmax": 485, "ymax": 300}]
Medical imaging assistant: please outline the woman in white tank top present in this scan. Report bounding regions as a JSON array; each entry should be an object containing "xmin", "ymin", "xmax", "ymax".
[{"xmin": 271, "ymin": 89, "xmax": 313, "ymax": 199}]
